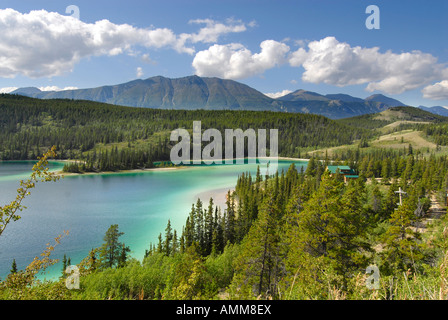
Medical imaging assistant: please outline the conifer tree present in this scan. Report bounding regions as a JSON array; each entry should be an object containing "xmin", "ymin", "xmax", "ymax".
[
  {"xmin": 99, "ymin": 224, "xmax": 129, "ymax": 269},
  {"xmin": 164, "ymin": 219, "xmax": 173, "ymax": 256},
  {"xmin": 380, "ymin": 199, "xmax": 427, "ymax": 275},
  {"xmin": 231, "ymin": 193, "xmax": 284, "ymax": 298},
  {"xmin": 10, "ymin": 259, "xmax": 17, "ymax": 274}
]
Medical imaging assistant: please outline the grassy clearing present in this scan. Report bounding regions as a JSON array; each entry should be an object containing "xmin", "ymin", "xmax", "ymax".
[{"xmin": 309, "ymin": 128, "xmax": 448, "ymax": 159}]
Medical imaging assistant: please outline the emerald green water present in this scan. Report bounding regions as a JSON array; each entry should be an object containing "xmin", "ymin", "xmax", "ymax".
[{"xmin": 0, "ymin": 159, "xmax": 306, "ymax": 280}]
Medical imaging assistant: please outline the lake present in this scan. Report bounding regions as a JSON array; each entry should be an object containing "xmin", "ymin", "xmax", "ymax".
[{"xmin": 0, "ymin": 159, "xmax": 307, "ymax": 280}]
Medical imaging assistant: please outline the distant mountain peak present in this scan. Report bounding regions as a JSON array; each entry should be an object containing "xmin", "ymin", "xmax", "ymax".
[
  {"xmin": 277, "ymin": 89, "xmax": 329, "ymax": 102},
  {"xmin": 365, "ymin": 93, "xmax": 405, "ymax": 107},
  {"xmin": 11, "ymin": 87, "xmax": 42, "ymax": 95},
  {"xmin": 418, "ymin": 105, "xmax": 448, "ymax": 117}
]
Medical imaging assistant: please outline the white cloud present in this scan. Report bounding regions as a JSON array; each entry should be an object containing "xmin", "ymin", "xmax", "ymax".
[
  {"xmin": 264, "ymin": 90, "xmax": 292, "ymax": 99},
  {"xmin": 422, "ymin": 80, "xmax": 448, "ymax": 100},
  {"xmin": 0, "ymin": 87, "xmax": 18, "ymax": 93},
  {"xmin": 289, "ymin": 37, "xmax": 448, "ymax": 95},
  {"xmin": 136, "ymin": 67, "xmax": 144, "ymax": 78},
  {"xmin": 140, "ymin": 53, "xmax": 155, "ymax": 64},
  {"xmin": 192, "ymin": 40, "xmax": 290, "ymax": 79},
  {"xmin": 0, "ymin": 9, "xmax": 249, "ymax": 79},
  {"xmin": 1, "ymin": 85, "xmax": 78, "ymax": 92},
  {"xmin": 192, "ymin": 36, "xmax": 448, "ymax": 97},
  {"xmin": 185, "ymin": 18, "xmax": 247, "ymax": 43},
  {"xmin": 38, "ymin": 86, "xmax": 78, "ymax": 91}
]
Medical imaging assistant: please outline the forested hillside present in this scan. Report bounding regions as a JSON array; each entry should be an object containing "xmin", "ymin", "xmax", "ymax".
[
  {"xmin": 2, "ymin": 146, "xmax": 448, "ymax": 300},
  {"xmin": 0, "ymin": 94, "xmax": 369, "ymax": 171}
]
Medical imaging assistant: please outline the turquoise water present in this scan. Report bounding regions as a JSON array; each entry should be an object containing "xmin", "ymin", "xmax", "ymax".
[{"xmin": 0, "ymin": 159, "xmax": 306, "ymax": 280}]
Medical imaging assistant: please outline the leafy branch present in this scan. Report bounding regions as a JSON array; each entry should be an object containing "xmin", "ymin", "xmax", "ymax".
[{"xmin": 0, "ymin": 146, "xmax": 60, "ymax": 237}]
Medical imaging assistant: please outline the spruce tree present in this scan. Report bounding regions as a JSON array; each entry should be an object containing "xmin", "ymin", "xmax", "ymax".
[
  {"xmin": 10, "ymin": 259, "xmax": 17, "ymax": 274},
  {"xmin": 99, "ymin": 224, "xmax": 128, "ymax": 269}
]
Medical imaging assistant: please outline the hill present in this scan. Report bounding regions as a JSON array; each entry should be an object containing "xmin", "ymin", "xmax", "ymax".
[
  {"xmin": 373, "ymin": 106, "xmax": 448, "ymax": 122},
  {"xmin": 0, "ymin": 93, "xmax": 370, "ymax": 164},
  {"xmin": 310, "ymin": 106, "xmax": 448, "ymax": 158},
  {"xmin": 337, "ymin": 106, "xmax": 448, "ymax": 129}
]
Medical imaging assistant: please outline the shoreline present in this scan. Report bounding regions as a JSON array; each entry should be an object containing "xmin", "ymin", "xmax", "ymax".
[
  {"xmin": 194, "ymin": 187, "xmax": 236, "ymax": 209},
  {"xmin": 55, "ymin": 165, "xmax": 186, "ymax": 176},
  {"xmin": 58, "ymin": 157, "xmax": 309, "ymax": 176},
  {"xmin": 57, "ymin": 157, "xmax": 310, "ymax": 176},
  {"xmin": 1, "ymin": 157, "xmax": 310, "ymax": 177}
]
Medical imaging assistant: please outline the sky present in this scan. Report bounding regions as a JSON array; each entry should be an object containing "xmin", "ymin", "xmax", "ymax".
[{"xmin": 0, "ymin": 0, "xmax": 447, "ymax": 107}]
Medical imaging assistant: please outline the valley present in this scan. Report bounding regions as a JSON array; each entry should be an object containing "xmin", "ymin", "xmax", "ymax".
[{"xmin": 1, "ymin": 91, "xmax": 448, "ymax": 301}]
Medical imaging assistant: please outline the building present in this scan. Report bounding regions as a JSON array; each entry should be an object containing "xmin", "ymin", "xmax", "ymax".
[{"xmin": 326, "ymin": 165, "xmax": 359, "ymax": 183}]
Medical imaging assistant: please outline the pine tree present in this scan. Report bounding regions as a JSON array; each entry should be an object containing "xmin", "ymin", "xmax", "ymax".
[
  {"xmin": 231, "ymin": 193, "xmax": 280, "ymax": 298},
  {"xmin": 295, "ymin": 172, "xmax": 371, "ymax": 287},
  {"xmin": 194, "ymin": 198, "xmax": 204, "ymax": 250},
  {"xmin": 62, "ymin": 254, "xmax": 67, "ymax": 277},
  {"xmin": 204, "ymin": 198, "xmax": 215, "ymax": 256},
  {"xmin": 157, "ymin": 233, "xmax": 163, "ymax": 253},
  {"xmin": 380, "ymin": 199, "xmax": 427, "ymax": 275},
  {"xmin": 99, "ymin": 224, "xmax": 128, "ymax": 269},
  {"xmin": 87, "ymin": 248, "xmax": 98, "ymax": 272},
  {"xmin": 172, "ymin": 230, "xmax": 179, "ymax": 256},
  {"xmin": 10, "ymin": 259, "xmax": 17, "ymax": 274},
  {"xmin": 184, "ymin": 204, "xmax": 196, "ymax": 248},
  {"xmin": 118, "ymin": 244, "xmax": 131, "ymax": 268},
  {"xmin": 224, "ymin": 191, "xmax": 236, "ymax": 245},
  {"xmin": 164, "ymin": 219, "xmax": 173, "ymax": 256}
]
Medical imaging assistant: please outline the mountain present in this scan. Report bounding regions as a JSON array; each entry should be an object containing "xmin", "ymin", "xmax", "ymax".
[
  {"xmin": 278, "ymin": 89, "xmax": 330, "ymax": 102},
  {"xmin": 10, "ymin": 75, "xmax": 408, "ymax": 119},
  {"xmin": 418, "ymin": 105, "xmax": 448, "ymax": 117},
  {"xmin": 275, "ymin": 89, "xmax": 405, "ymax": 119},
  {"xmin": 12, "ymin": 87, "xmax": 43, "ymax": 96},
  {"xmin": 11, "ymin": 76, "xmax": 275, "ymax": 112},
  {"xmin": 324, "ymin": 93, "xmax": 364, "ymax": 103},
  {"xmin": 365, "ymin": 94, "xmax": 405, "ymax": 108}
]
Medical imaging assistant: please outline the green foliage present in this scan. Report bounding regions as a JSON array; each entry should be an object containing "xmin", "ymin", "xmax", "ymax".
[
  {"xmin": 3, "ymin": 108, "xmax": 448, "ymax": 299},
  {"xmin": 0, "ymin": 146, "xmax": 60, "ymax": 236},
  {"xmin": 98, "ymin": 224, "xmax": 130, "ymax": 269},
  {"xmin": 0, "ymin": 94, "xmax": 369, "ymax": 169}
]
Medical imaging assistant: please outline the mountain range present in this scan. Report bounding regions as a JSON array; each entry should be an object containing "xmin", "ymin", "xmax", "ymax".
[
  {"xmin": 11, "ymin": 75, "xmax": 409, "ymax": 119},
  {"xmin": 418, "ymin": 105, "xmax": 448, "ymax": 117}
]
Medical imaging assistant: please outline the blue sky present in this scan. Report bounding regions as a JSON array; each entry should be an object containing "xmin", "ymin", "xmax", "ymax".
[{"xmin": 0, "ymin": 0, "xmax": 447, "ymax": 107}]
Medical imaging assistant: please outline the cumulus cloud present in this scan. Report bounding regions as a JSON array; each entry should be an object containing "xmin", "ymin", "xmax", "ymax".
[
  {"xmin": 422, "ymin": 80, "xmax": 448, "ymax": 100},
  {"xmin": 136, "ymin": 67, "xmax": 144, "ymax": 78},
  {"xmin": 38, "ymin": 86, "xmax": 78, "ymax": 91},
  {"xmin": 289, "ymin": 37, "xmax": 448, "ymax": 95},
  {"xmin": 184, "ymin": 18, "xmax": 247, "ymax": 43},
  {"xmin": 264, "ymin": 90, "xmax": 292, "ymax": 99},
  {"xmin": 192, "ymin": 40, "xmax": 290, "ymax": 79},
  {"xmin": 0, "ymin": 87, "xmax": 18, "ymax": 93},
  {"xmin": 192, "ymin": 36, "xmax": 448, "ymax": 96},
  {"xmin": 0, "ymin": 9, "xmax": 248, "ymax": 78}
]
